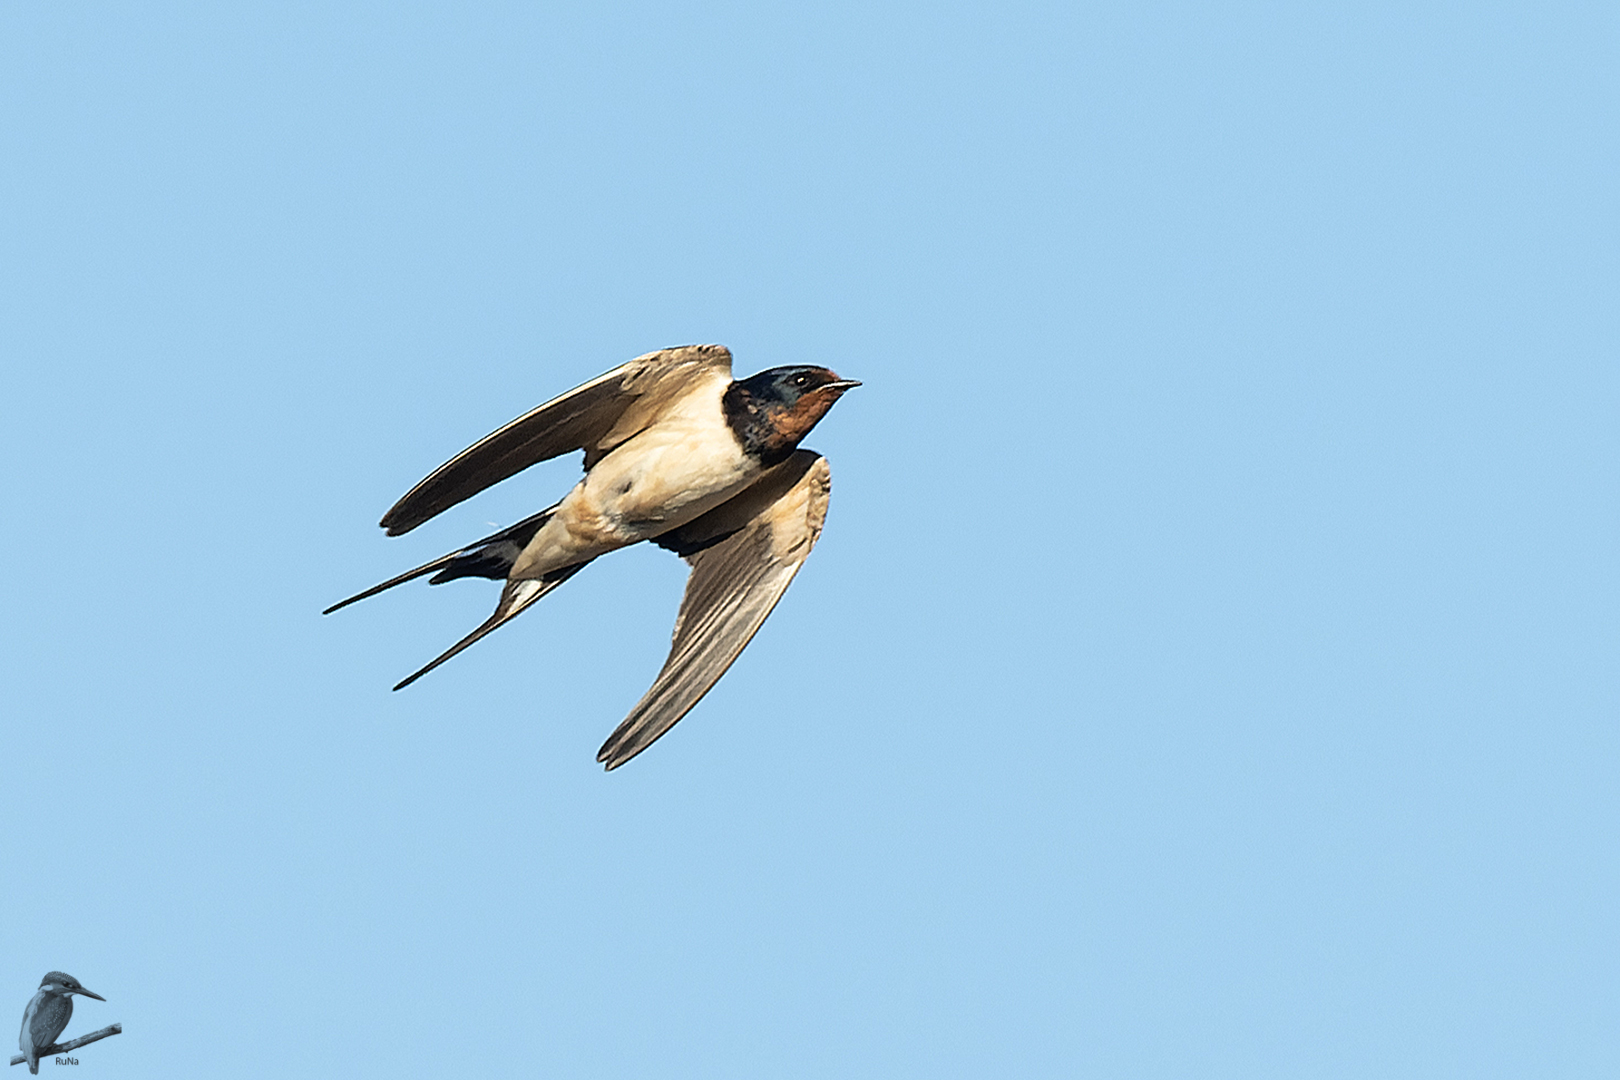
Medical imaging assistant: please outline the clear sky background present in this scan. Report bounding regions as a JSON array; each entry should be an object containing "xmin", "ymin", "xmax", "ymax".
[{"xmin": 2, "ymin": 2, "xmax": 1614, "ymax": 1077}]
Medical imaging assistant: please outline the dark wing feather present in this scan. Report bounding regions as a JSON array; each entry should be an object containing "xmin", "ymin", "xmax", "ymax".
[
  {"xmin": 598, "ymin": 451, "xmax": 832, "ymax": 770},
  {"xmin": 31, "ymin": 995, "xmax": 72, "ymax": 1047},
  {"xmin": 379, "ymin": 344, "xmax": 733, "ymax": 535}
]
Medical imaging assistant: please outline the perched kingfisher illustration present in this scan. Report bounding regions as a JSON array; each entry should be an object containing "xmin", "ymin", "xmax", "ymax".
[{"xmin": 17, "ymin": 972, "xmax": 103, "ymax": 1074}]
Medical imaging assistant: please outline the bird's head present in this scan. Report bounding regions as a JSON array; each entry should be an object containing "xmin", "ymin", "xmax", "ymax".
[
  {"xmin": 724, "ymin": 366, "xmax": 860, "ymax": 463},
  {"xmin": 39, "ymin": 973, "xmax": 104, "ymax": 1002}
]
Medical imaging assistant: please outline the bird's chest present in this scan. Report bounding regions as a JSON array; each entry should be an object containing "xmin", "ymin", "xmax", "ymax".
[{"xmin": 583, "ymin": 422, "xmax": 756, "ymax": 536}]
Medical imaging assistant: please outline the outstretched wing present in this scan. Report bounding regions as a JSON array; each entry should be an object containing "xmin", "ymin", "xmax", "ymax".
[
  {"xmin": 597, "ymin": 451, "xmax": 833, "ymax": 770},
  {"xmin": 379, "ymin": 344, "xmax": 734, "ymax": 535}
]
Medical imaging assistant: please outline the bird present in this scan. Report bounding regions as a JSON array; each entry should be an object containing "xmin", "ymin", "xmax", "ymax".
[
  {"xmin": 326, "ymin": 344, "xmax": 859, "ymax": 769},
  {"xmin": 18, "ymin": 973, "xmax": 103, "ymax": 1075}
]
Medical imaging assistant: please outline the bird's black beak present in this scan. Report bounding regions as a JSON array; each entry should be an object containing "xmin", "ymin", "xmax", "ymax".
[
  {"xmin": 77, "ymin": 988, "xmax": 105, "ymax": 1002},
  {"xmin": 821, "ymin": 379, "xmax": 861, "ymax": 392}
]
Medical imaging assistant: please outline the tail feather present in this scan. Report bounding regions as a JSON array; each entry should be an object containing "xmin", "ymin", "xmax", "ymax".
[
  {"xmin": 427, "ymin": 549, "xmax": 513, "ymax": 584},
  {"xmin": 323, "ymin": 508, "xmax": 555, "ymax": 615},
  {"xmin": 392, "ymin": 563, "xmax": 588, "ymax": 690}
]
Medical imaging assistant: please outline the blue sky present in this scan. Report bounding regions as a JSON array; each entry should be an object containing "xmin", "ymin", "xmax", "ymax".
[{"xmin": 2, "ymin": 2, "xmax": 1614, "ymax": 1077}]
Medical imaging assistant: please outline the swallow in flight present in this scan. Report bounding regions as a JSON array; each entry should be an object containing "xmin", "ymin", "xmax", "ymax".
[{"xmin": 326, "ymin": 344, "xmax": 858, "ymax": 769}]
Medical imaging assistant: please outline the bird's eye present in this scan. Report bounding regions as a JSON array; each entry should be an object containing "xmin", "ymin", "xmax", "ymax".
[{"xmin": 793, "ymin": 374, "xmax": 809, "ymax": 386}]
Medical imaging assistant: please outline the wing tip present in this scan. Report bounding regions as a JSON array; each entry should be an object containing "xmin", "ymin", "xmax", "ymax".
[
  {"xmin": 596, "ymin": 735, "xmax": 624, "ymax": 769},
  {"xmin": 595, "ymin": 724, "xmax": 649, "ymax": 771}
]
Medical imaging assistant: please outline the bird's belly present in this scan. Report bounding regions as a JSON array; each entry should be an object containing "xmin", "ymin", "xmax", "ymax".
[
  {"xmin": 513, "ymin": 424, "xmax": 755, "ymax": 577},
  {"xmin": 605, "ymin": 443, "xmax": 755, "ymax": 527}
]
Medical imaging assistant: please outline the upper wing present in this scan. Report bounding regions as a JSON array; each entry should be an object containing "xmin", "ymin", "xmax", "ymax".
[
  {"xmin": 596, "ymin": 450, "xmax": 833, "ymax": 770},
  {"xmin": 379, "ymin": 344, "xmax": 733, "ymax": 535}
]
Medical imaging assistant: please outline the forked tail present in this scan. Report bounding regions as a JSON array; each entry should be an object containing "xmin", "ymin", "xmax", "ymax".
[
  {"xmin": 392, "ymin": 565, "xmax": 588, "ymax": 690},
  {"xmin": 323, "ymin": 507, "xmax": 556, "ymax": 615}
]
